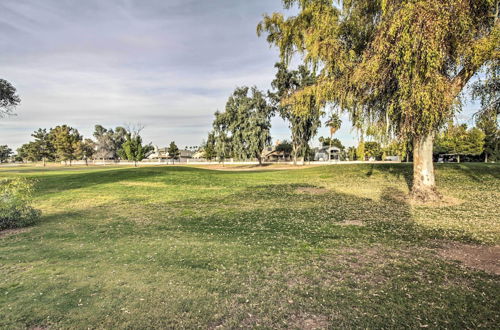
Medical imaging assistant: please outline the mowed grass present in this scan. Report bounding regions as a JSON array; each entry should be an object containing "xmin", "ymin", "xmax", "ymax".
[{"xmin": 0, "ymin": 163, "xmax": 499, "ymax": 328}]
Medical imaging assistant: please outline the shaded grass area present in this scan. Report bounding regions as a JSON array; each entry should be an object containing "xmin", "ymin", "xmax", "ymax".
[{"xmin": 0, "ymin": 163, "xmax": 499, "ymax": 328}]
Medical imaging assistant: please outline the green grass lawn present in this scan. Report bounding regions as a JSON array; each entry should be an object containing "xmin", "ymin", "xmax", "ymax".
[{"xmin": 0, "ymin": 163, "xmax": 499, "ymax": 328}]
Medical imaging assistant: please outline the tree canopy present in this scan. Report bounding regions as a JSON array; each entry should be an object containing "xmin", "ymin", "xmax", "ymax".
[
  {"xmin": 269, "ymin": 63, "xmax": 322, "ymax": 164},
  {"xmin": 258, "ymin": 0, "xmax": 500, "ymax": 200},
  {"xmin": 0, "ymin": 79, "xmax": 20, "ymax": 117},
  {"xmin": 119, "ymin": 130, "xmax": 153, "ymax": 166}
]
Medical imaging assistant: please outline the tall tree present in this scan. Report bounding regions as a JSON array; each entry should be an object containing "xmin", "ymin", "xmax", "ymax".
[
  {"xmin": 212, "ymin": 111, "xmax": 232, "ymax": 165},
  {"xmin": 269, "ymin": 63, "xmax": 322, "ymax": 164},
  {"xmin": 325, "ymin": 113, "xmax": 342, "ymax": 151},
  {"xmin": 118, "ymin": 130, "xmax": 153, "ymax": 167},
  {"xmin": 472, "ymin": 61, "xmax": 499, "ymax": 162},
  {"xmin": 0, "ymin": 79, "xmax": 20, "ymax": 117},
  {"xmin": 31, "ymin": 128, "xmax": 55, "ymax": 166},
  {"xmin": 93, "ymin": 125, "xmax": 127, "ymax": 163},
  {"xmin": 258, "ymin": 0, "xmax": 500, "ymax": 201},
  {"xmin": 167, "ymin": 141, "xmax": 180, "ymax": 164},
  {"xmin": 224, "ymin": 87, "xmax": 272, "ymax": 165},
  {"xmin": 0, "ymin": 145, "xmax": 12, "ymax": 163},
  {"xmin": 49, "ymin": 125, "xmax": 82, "ymax": 166}
]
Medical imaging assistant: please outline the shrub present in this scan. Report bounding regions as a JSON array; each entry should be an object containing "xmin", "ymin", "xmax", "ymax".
[{"xmin": 0, "ymin": 178, "xmax": 41, "ymax": 230}]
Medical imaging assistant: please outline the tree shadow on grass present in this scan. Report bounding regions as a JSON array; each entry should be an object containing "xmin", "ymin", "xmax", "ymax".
[{"xmin": 32, "ymin": 182, "xmax": 482, "ymax": 250}]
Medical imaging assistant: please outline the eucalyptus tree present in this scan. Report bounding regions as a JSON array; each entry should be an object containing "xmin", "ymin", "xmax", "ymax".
[
  {"xmin": 258, "ymin": 0, "xmax": 500, "ymax": 201},
  {"xmin": 212, "ymin": 111, "xmax": 232, "ymax": 165},
  {"xmin": 93, "ymin": 125, "xmax": 127, "ymax": 162},
  {"xmin": 473, "ymin": 61, "xmax": 499, "ymax": 162},
  {"xmin": 225, "ymin": 87, "xmax": 272, "ymax": 165},
  {"xmin": 269, "ymin": 63, "xmax": 322, "ymax": 164},
  {"xmin": 0, "ymin": 79, "xmax": 20, "ymax": 117}
]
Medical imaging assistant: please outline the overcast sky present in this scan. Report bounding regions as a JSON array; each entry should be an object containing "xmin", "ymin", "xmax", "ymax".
[{"xmin": 0, "ymin": 0, "xmax": 480, "ymax": 150}]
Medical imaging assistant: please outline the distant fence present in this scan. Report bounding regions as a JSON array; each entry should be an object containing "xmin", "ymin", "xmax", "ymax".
[{"xmin": 1, "ymin": 159, "xmax": 402, "ymax": 167}]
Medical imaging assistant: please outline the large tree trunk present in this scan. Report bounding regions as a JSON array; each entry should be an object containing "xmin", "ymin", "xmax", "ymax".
[{"xmin": 411, "ymin": 134, "xmax": 441, "ymax": 202}]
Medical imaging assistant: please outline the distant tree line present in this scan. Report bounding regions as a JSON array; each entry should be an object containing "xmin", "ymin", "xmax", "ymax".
[{"xmin": 8, "ymin": 125, "xmax": 159, "ymax": 166}]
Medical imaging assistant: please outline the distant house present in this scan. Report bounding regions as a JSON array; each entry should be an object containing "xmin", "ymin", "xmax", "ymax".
[
  {"xmin": 314, "ymin": 147, "xmax": 341, "ymax": 161},
  {"xmin": 261, "ymin": 143, "xmax": 292, "ymax": 162},
  {"xmin": 148, "ymin": 146, "xmax": 168, "ymax": 160},
  {"xmin": 148, "ymin": 146, "xmax": 195, "ymax": 162}
]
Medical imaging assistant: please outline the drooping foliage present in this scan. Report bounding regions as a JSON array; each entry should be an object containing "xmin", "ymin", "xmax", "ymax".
[
  {"xmin": 269, "ymin": 63, "xmax": 323, "ymax": 163},
  {"xmin": 259, "ymin": 0, "xmax": 499, "ymax": 199},
  {"xmin": 211, "ymin": 87, "xmax": 272, "ymax": 164},
  {"xmin": 259, "ymin": 0, "xmax": 500, "ymax": 139},
  {"xmin": 93, "ymin": 125, "xmax": 127, "ymax": 160}
]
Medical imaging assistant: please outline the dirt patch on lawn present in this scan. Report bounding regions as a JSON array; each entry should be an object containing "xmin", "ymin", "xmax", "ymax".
[
  {"xmin": 438, "ymin": 243, "xmax": 500, "ymax": 275},
  {"xmin": 0, "ymin": 227, "xmax": 32, "ymax": 239},
  {"xmin": 289, "ymin": 313, "xmax": 329, "ymax": 329},
  {"xmin": 384, "ymin": 189, "xmax": 464, "ymax": 207},
  {"xmin": 296, "ymin": 187, "xmax": 329, "ymax": 195}
]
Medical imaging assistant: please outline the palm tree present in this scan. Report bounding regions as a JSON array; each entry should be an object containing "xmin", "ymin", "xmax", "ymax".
[{"xmin": 325, "ymin": 113, "xmax": 342, "ymax": 159}]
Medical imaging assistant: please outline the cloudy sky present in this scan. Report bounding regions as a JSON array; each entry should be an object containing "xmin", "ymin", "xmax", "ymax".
[{"xmin": 0, "ymin": 0, "xmax": 479, "ymax": 150}]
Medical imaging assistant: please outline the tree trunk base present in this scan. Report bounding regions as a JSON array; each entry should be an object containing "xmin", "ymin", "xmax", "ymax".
[{"xmin": 410, "ymin": 186, "xmax": 442, "ymax": 203}]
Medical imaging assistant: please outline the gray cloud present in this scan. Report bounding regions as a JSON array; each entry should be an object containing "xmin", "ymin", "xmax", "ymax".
[{"xmin": 0, "ymin": 0, "xmax": 479, "ymax": 150}]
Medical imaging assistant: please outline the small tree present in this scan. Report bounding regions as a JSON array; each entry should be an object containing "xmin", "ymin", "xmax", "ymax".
[
  {"xmin": 31, "ymin": 128, "xmax": 55, "ymax": 166},
  {"xmin": 167, "ymin": 141, "xmax": 180, "ymax": 164},
  {"xmin": 364, "ymin": 142, "xmax": 382, "ymax": 160},
  {"xmin": 119, "ymin": 131, "xmax": 153, "ymax": 167},
  {"xmin": 49, "ymin": 125, "xmax": 82, "ymax": 166},
  {"xmin": 0, "ymin": 145, "xmax": 12, "ymax": 163},
  {"xmin": 0, "ymin": 79, "xmax": 20, "ymax": 117},
  {"xmin": 476, "ymin": 110, "xmax": 499, "ymax": 162},
  {"xmin": 202, "ymin": 132, "xmax": 217, "ymax": 161},
  {"xmin": 435, "ymin": 124, "xmax": 485, "ymax": 162},
  {"xmin": 79, "ymin": 139, "xmax": 96, "ymax": 166}
]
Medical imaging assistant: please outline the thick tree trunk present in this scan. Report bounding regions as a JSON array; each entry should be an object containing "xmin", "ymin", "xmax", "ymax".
[{"xmin": 411, "ymin": 134, "xmax": 441, "ymax": 202}]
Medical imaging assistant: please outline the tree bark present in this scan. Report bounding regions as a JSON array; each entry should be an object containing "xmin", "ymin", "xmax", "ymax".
[
  {"xmin": 292, "ymin": 144, "xmax": 298, "ymax": 165},
  {"xmin": 457, "ymin": 155, "xmax": 461, "ymax": 163},
  {"xmin": 411, "ymin": 133, "xmax": 441, "ymax": 202}
]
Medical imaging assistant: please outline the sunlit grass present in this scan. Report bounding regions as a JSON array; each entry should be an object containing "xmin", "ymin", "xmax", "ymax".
[{"xmin": 0, "ymin": 163, "xmax": 498, "ymax": 328}]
